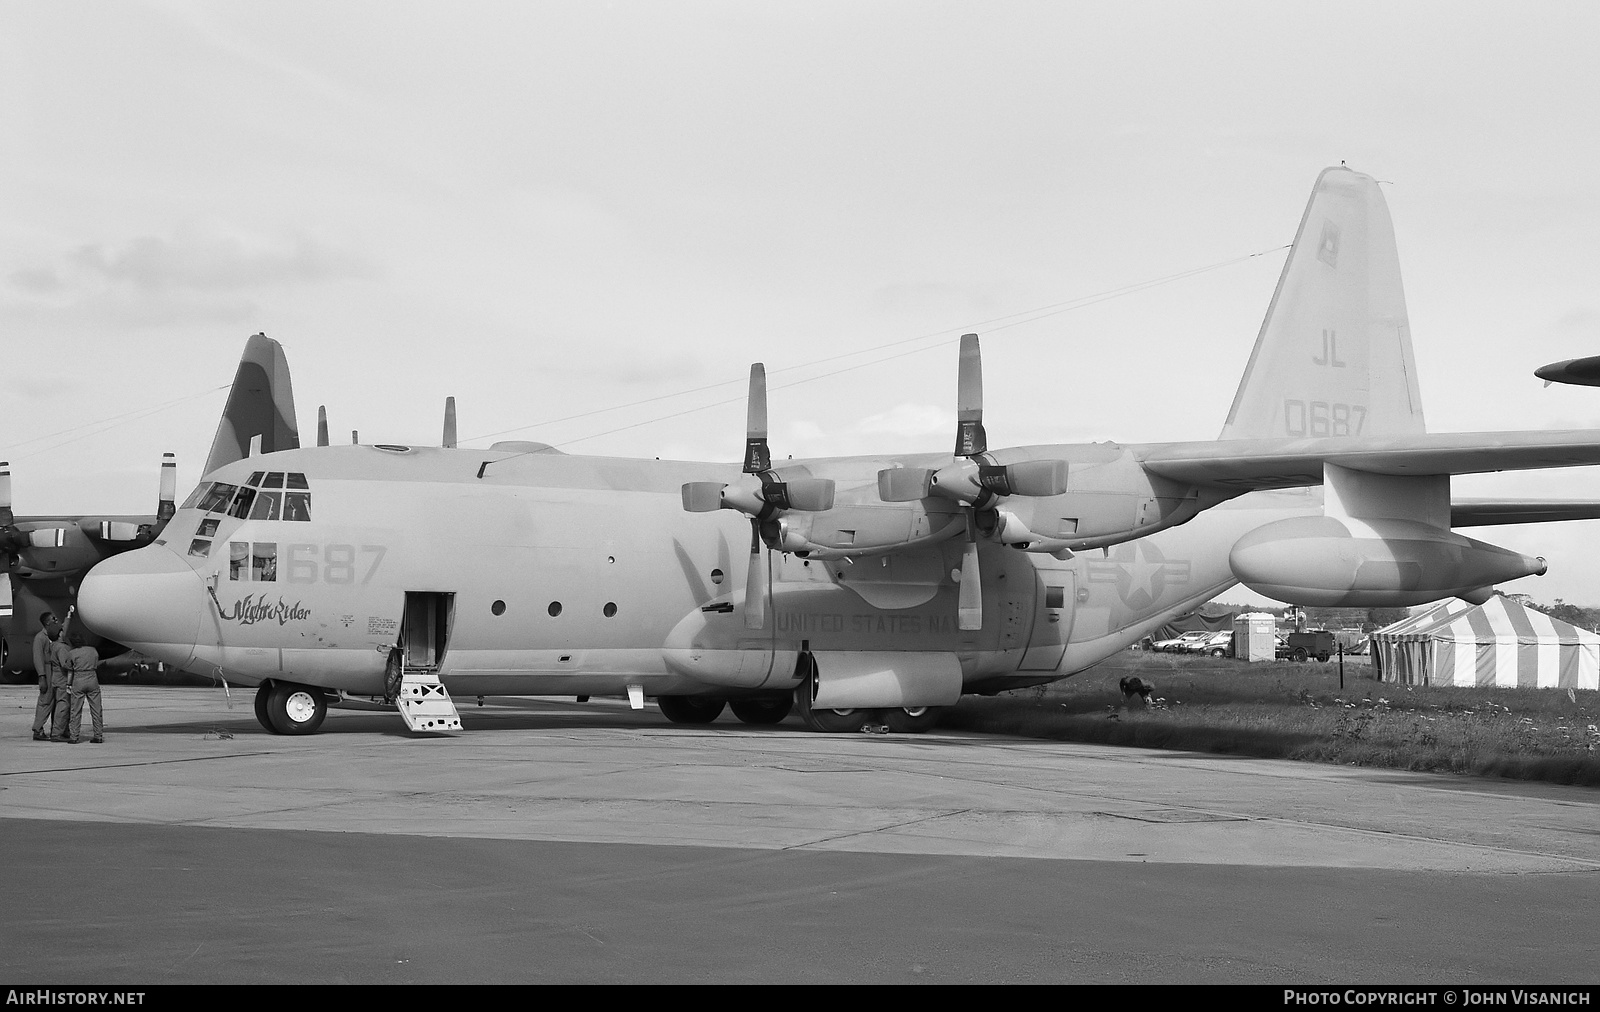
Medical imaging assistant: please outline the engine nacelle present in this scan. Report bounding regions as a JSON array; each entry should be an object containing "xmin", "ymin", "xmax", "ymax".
[{"xmin": 1229, "ymin": 516, "xmax": 1546, "ymax": 607}]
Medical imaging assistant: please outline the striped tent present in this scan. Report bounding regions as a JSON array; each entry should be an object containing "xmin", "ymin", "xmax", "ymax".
[{"xmin": 1369, "ymin": 596, "xmax": 1600, "ymax": 689}]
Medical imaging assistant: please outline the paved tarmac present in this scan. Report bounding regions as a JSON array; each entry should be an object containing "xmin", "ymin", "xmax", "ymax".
[{"xmin": 2, "ymin": 685, "xmax": 1598, "ymax": 984}]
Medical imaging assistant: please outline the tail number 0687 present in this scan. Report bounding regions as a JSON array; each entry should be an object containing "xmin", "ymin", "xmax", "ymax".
[
  {"xmin": 284, "ymin": 544, "xmax": 387, "ymax": 584},
  {"xmin": 1283, "ymin": 399, "xmax": 1366, "ymax": 437}
]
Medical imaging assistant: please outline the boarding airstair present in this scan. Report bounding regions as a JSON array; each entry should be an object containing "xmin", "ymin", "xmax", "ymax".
[{"xmin": 396, "ymin": 669, "xmax": 462, "ymax": 732}]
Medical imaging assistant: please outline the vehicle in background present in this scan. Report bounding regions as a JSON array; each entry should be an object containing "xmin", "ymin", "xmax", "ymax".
[
  {"xmin": 1184, "ymin": 630, "xmax": 1235, "ymax": 658},
  {"xmin": 1277, "ymin": 630, "xmax": 1337, "ymax": 662},
  {"xmin": 1153, "ymin": 630, "xmax": 1214, "ymax": 653}
]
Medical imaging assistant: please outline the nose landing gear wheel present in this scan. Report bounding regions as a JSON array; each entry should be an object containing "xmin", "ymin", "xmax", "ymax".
[{"xmin": 265, "ymin": 681, "xmax": 328, "ymax": 735}]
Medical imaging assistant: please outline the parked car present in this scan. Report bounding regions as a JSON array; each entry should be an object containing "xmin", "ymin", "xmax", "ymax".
[
  {"xmin": 1153, "ymin": 631, "xmax": 1213, "ymax": 653},
  {"xmin": 1183, "ymin": 630, "xmax": 1235, "ymax": 658}
]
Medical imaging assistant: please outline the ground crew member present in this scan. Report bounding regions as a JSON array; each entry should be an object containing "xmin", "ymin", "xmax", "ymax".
[
  {"xmin": 30, "ymin": 611, "xmax": 65, "ymax": 741},
  {"xmin": 54, "ymin": 608, "xmax": 104, "ymax": 744}
]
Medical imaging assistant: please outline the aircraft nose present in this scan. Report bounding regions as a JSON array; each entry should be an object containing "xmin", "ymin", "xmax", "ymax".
[{"xmin": 78, "ymin": 546, "xmax": 206, "ymax": 667}]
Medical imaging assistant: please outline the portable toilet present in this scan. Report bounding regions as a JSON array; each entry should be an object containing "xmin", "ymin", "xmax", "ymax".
[{"xmin": 1233, "ymin": 612, "xmax": 1277, "ymax": 662}]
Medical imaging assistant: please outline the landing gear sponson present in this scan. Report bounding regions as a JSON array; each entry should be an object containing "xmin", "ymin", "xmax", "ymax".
[{"xmin": 656, "ymin": 689, "xmax": 943, "ymax": 734}]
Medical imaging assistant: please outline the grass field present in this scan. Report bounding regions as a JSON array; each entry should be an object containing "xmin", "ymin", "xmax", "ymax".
[{"xmin": 944, "ymin": 649, "xmax": 1600, "ymax": 786}]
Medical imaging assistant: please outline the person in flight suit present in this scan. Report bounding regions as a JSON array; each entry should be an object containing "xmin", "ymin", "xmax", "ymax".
[
  {"xmin": 54, "ymin": 608, "xmax": 105, "ymax": 745},
  {"xmin": 30, "ymin": 611, "xmax": 65, "ymax": 741}
]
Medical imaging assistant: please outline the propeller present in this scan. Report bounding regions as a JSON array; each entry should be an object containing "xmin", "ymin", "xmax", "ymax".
[
  {"xmin": 876, "ymin": 334, "xmax": 1068, "ymax": 630},
  {"xmin": 156, "ymin": 452, "xmax": 177, "ymax": 533},
  {"xmin": 681, "ymin": 364, "xmax": 836, "ymax": 628}
]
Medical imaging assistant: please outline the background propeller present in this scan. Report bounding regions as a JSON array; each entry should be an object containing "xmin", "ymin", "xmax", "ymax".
[
  {"xmin": 682, "ymin": 363, "xmax": 835, "ymax": 628},
  {"xmin": 876, "ymin": 334, "xmax": 1068, "ymax": 630}
]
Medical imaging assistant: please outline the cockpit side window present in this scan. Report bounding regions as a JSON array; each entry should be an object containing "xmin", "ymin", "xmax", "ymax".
[
  {"xmin": 196, "ymin": 483, "xmax": 238, "ymax": 514},
  {"xmin": 180, "ymin": 483, "xmax": 210, "ymax": 511}
]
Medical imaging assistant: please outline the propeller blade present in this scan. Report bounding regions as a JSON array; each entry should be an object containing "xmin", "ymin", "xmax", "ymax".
[
  {"xmin": 744, "ymin": 521, "xmax": 767, "ymax": 629},
  {"xmin": 29, "ymin": 529, "xmax": 67, "ymax": 549},
  {"xmin": 98, "ymin": 521, "xmax": 144, "ymax": 542},
  {"xmin": 443, "ymin": 397, "xmax": 457, "ymax": 448},
  {"xmin": 743, "ymin": 364, "xmax": 771, "ymax": 473},
  {"xmin": 352, "ymin": 430, "xmax": 359, "ymax": 445},
  {"xmin": 777, "ymin": 477, "xmax": 835, "ymax": 512},
  {"xmin": 977, "ymin": 459, "xmax": 1069, "ymax": 498},
  {"xmin": 317, "ymin": 406, "xmax": 330, "ymax": 447},
  {"xmin": 0, "ymin": 461, "xmax": 11, "ymax": 528},
  {"xmin": 681, "ymin": 482, "xmax": 728, "ymax": 512},
  {"xmin": 877, "ymin": 467, "xmax": 935, "ymax": 502},
  {"xmin": 156, "ymin": 452, "xmax": 177, "ymax": 530},
  {"xmin": 954, "ymin": 333, "xmax": 986, "ymax": 457},
  {"xmin": 958, "ymin": 538, "xmax": 983, "ymax": 630}
]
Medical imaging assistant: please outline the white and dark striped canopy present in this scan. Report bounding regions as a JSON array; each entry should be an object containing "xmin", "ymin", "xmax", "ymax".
[{"xmin": 1370, "ymin": 596, "xmax": 1600, "ymax": 689}]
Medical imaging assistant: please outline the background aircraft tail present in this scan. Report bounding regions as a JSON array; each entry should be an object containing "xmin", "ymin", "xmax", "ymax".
[
  {"xmin": 202, "ymin": 333, "xmax": 300, "ymax": 476},
  {"xmin": 1219, "ymin": 167, "xmax": 1425, "ymax": 441}
]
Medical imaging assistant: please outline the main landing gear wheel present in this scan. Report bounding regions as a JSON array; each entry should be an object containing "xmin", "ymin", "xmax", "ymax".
[
  {"xmin": 730, "ymin": 697, "xmax": 792, "ymax": 725},
  {"xmin": 794, "ymin": 683, "xmax": 872, "ymax": 734},
  {"xmin": 883, "ymin": 706, "xmax": 942, "ymax": 734},
  {"xmin": 264, "ymin": 681, "xmax": 328, "ymax": 735},
  {"xmin": 253, "ymin": 683, "xmax": 272, "ymax": 732},
  {"xmin": 657, "ymin": 695, "xmax": 726, "ymax": 725}
]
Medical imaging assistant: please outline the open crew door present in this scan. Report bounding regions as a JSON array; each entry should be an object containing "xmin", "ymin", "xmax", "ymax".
[{"xmin": 394, "ymin": 591, "xmax": 462, "ymax": 732}]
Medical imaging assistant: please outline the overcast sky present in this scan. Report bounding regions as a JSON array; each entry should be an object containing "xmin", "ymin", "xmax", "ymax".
[{"xmin": 5, "ymin": 1, "xmax": 1600, "ymax": 605}]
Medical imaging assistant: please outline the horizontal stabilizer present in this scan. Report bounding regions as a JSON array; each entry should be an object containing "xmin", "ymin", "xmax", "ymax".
[
  {"xmin": 1139, "ymin": 430, "xmax": 1600, "ymax": 491},
  {"xmin": 1450, "ymin": 499, "xmax": 1600, "ymax": 527}
]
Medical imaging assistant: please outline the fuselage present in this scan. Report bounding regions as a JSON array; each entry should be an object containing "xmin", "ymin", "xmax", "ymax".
[{"xmin": 77, "ymin": 443, "xmax": 1315, "ymax": 703}]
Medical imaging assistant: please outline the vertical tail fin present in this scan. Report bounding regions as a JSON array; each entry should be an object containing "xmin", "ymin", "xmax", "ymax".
[
  {"xmin": 1220, "ymin": 167, "xmax": 1425, "ymax": 440},
  {"xmin": 202, "ymin": 333, "xmax": 300, "ymax": 476}
]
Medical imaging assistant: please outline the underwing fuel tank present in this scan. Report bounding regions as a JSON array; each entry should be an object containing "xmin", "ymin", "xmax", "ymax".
[{"xmin": 1228, "ymin": 516, "xmax": 1546, "ymax": 607}]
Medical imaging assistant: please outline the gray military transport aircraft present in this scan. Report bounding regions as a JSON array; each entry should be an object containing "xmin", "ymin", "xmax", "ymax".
[{"xmin": 74, "ymin": 167, "xmax": 1600, "ymax": 736}]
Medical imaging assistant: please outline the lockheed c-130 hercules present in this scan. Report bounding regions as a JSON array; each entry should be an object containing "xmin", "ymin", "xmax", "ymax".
[{"xmin": 76, "ymin": 167, "xmax": 1600, "ymax": 736}]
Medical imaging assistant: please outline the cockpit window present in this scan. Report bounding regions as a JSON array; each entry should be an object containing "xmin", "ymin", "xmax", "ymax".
[
  {"xmin": 284, "ymin": 491, "xmax": 311, "ymax": 522},
  {"xmin": 286, "ymin": 472, "xmax": 309, "ymax": 490},
  {"xmin": 196, "ymin": 483, "xmax": 238, "ymax": 514},
  {"xmin": 248, "ymin": 491, "xmax": 281, "ymax": 521},
  {"xmin": 228, "ymin": 486, "xmax": 257, "ymax": 520},
  {"xmin": 180, "ymin": 483, "xmax": 208, "ymax": 511},
  {"xmin": 246, "ymin": 472, "xmax": 265, "ymax": 488},
  {"xmin": 263, "ymin": 472, "xmax": 285, "ymax": 489}
]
